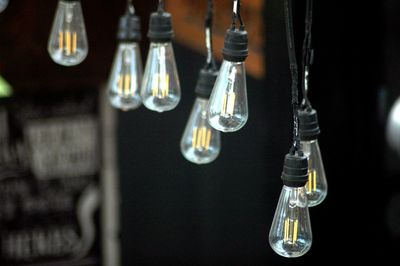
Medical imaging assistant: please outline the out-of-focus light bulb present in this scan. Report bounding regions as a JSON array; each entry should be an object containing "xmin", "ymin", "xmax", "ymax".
[
  {"xmin": 48, "ymin": 0, "xmax": 88, "ymax": 66},
  {"xmin": 208, "ymin": 29, "xmax": 248, "ymax": 132},
  {"xmin": 108, "ymin": 4, "xmax": 142, "ymax": 111},
  {"xmin": 269, "ymin": 153, "xmax": 312, "ymax": 258},
  {"xmin": 141, "ymin": 8, "xmax": 180, "ymax": 112},
  {"xmin": 299, "ymin": 108, "xmax": 327, "ymax": 207},
  {"xmin": 386, "ymin": 96, "xmax": 400, "ymax": 157},
  {"xmin": 181, "ymin": 69, "xmax": 220, "ymax": 164},
  {"xmin": 0, "ymin": 0, "xmax": 9, "ymax": 13}
]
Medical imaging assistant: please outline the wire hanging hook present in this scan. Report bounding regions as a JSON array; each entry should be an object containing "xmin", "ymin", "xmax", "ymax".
[
  {"xmin": 158, "ymin": 0, "xmax": 165, "ymax": 12},
  {"xmin": 126, "ymin": 0, "xmax": 135, "ymax": 14},
  {"xmin": 231, "ymin": 0, "xmax": 244, "ymax": 30}
]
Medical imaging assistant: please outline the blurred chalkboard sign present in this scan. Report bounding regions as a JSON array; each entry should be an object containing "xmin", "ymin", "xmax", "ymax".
[{"xmin": 0, "ymin": 90, "xmax": 108, "ymax": 266}]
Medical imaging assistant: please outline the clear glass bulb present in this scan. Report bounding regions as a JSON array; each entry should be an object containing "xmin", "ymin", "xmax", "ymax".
[
  {"xmin": 48, "ymin": 0, "xmax": 88, "ymax": 66},
  {"xmin": 180, "ymin": 98, "xmax": 221, "ymax": 164},
  {"xmin": 207, "ymin": 60, "xmax": 248, "ymax": 132},
  {"xmin": 301, "ymin": 140, "xmax": 328, "ymax": 207},
  {"xmin": 0, "ymin": 0, "xmax": 8, "ymax": 13},
  {"xmin": 386, "ymin": 96, "xmax": 400, "ymax": 157},
  {"xmin": 269, "ymin": 185, "xmax": 312, "ymax": 258},
  {"xmin": 140, "ymin": 42, "xmax": 180, "ymax": 112},
  {"xmin": 108, "ymin": 42, "xmax": 142, "ymax": 111}
]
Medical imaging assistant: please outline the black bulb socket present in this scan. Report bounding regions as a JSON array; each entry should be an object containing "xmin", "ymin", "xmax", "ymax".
[
  {"xmin": 222, "ymin": 28, "xmax": 249, "ymax": 62},
  {"xmin": 281, "ymin": 153, "xmax": 308, "ymax": 187},
  {"xmin": 117, "ymin": 13, "xmax": 141, "ymax": 42},
  {"xmin": 299, "ymin": 108, "xmax": 320, "ymax": 141},
  {"xmin": 195, "ymin": 68, "xmax": 219, "ymax": 99},
  {"xmin": 147, "ymin": 11, "xmax": 174, "ymax": 43}
]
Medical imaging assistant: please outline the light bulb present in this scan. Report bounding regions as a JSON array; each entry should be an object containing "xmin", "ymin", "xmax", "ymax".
[
  {"xmin": 208, "ymin": 29, "xmax": 248, "ymax": 132},
  {"xmin": 301, "ymin": 140, "xmax": 327, "ymax": 207},
  {"xmin": 386, "ymin": 96, "xmax": 400, "ymax": 157},
  {"xmin": 108, "ymin": 43, "xmax": 142, "ymax": 111},
  {"xmin": 181, "ymin": 97, "xmax": 221, "ymax": 164},
  {"xmin": 269, "ymin": 153, "xmax": 312, "ymax": 258},
  {"xmin": 299, "ymin": 108, "xmax": 327, "ymax": 207},
  {"xmin": 108, "ymin": 6, "xmax": 142, "ymax": 111},
  {"xmin": 269, "ymin": 185, "xmax": 312, "ymax": 258},
  {"xmin": 48, "ymin": 0, "xmax": 88, "ymax": 66},
  {"xmin": 141, "ymin": 10, "xmax": 180, "ymax": 112},
  {"xmin": 0, "ymin": 0, "xmax": 8, "ymax": 13},
  {"xmin": 180, "ymin": 69, "xmax": 221, "ymax": 164}
]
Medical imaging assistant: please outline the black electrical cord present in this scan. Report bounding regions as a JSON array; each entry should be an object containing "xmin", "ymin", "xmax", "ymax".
[
  {"xmin": 205, "ymin": 0, "xmax": 217, "ymax": 70},
  {"xmin": 284, "ymin": 0, "xmax": 301, "ymax": 154},
  {"xmin": 301, "ymin": 0, "xmax": 314, "ymax": 110}
]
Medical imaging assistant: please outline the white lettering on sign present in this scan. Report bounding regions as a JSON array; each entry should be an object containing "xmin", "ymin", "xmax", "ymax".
[
  {"xmin": 1, "ymin": 226, "xmax": 80, "ymax": 261},
  {"xmin": 24, "ymin": 115, "xmax": 99, "ymax": 180}
]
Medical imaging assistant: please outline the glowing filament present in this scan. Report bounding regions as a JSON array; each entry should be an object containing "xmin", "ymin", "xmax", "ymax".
[
  {"xmin": 151, "ymin": 74, "xmax": 170, "ymax": 99},
  {"xmin": 306, "ymin": 158, "xmax": 317, "ymax": 192},
  {"xmin": 284, "ymin": 218, "xmax": 299, "ymax": 244},
  {"xmin": 117, "ymin": 74, "xmax": 133, "ymax": 96},
  {"xmin": 307, "ymin": 169, "xmax": 317, "ymax": 192},
  {"xmin": 72, "ymin": 32, "xmax": 77, "ymax": 54},
  {"xmin": 59, "ymin": 31, "xmax": 78, "ymax": 55},
  {"xmin": 221, "ymin": 91, "xmax": 236, "ymax": 116},
  {"xmin": 192, "ymin": 127, "xmax": 212, "ymax": 150}
]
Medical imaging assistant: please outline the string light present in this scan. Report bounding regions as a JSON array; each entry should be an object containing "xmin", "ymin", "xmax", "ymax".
[
  {"xmin": 298, "ymin": 0, "xmax": 328, "ymax": 207},
  {"xmin": 207, "ymin": 0, "xmax": 249, "ymax": 132},
  {"xmin": 107, "ymin": 0, "xmax": 142, "ymax": 111},
  {"xmin": 140, "ymin": 0, "xmax": 181, "ymax": 113},
  {"xmin": 268, "ymin": 0, "xmax": 312, "ymax": 258},
  {"xmin": 48, "ymin": 0, "xmax": 88, "ymax": 66},
  {"xmin": 386, "ymin": 96, "xmax": 400, "ymax": 157},
  {"xmin": 0, "ymin": 0, "xmax": 8, "ymax": 13},
  {"xmin": 180, "ymin": 0, "xmax": 221, "ymax": 164}
]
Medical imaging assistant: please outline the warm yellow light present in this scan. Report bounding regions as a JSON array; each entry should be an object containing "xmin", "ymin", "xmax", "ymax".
[
  {"xmin": 307, "ymin": 169, "xmax": 317, "ymax": 192},
  {"xmin": 284, "ymin": 218, "xmax": 299, "ymax": 244},
  {"xmin": 72, "ymin": 32, "xmax": 77, "ymax": 54},
  {"xmin": 192, "ymin": 127, "xmax": 212, "ymax": 151},
  {"xmin": 59, "ymin": 30, "xmax": 78, "ymax": 55},
  {"xmin": 222, "ymin": 91, "xmax": 236, "ymax": 116},
  {"xmin": 124, "ymin": 74, "xmax": 131, "ymax": 95},
  {"xmin": 151, "ymin": 73, "xmax": 170, "ymax": 99},
  {"xmin": 65, "ymin": 31, "xmax": 71, "ymax": 55}
]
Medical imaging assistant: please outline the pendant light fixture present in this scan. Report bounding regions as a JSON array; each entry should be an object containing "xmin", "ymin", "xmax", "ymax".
[
  {"xmin": 207, "ymin": 0, "xmax": 249, "ymax": 132},
  {"xmin": 140, "ymin": 0, "xmax": 181, "ymax": 113},
  {"xmin": 180, "ymin": 0, "xmax": 221, "ymax": 164},
  {"xmin": 107, "ymin": 0, "xmax": 142, "ymax": 111},
  {"xmin": 48, "ymin": 0, "xmax": 88, "ymax": 66},
  {"xmin": 269, "ymin": 0, "xmax": 312, "ymax": 258},
  {"xmin": 298, "ymin": 0, "xmax": 328, "ymax": 207},
  {"xmin": 0, "ymin": 0, "xmax": 8, "ymax": 13}
]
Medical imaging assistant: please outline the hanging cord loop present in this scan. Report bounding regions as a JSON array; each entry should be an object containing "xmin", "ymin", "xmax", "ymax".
[
  {"xmin": 301, "ymin": 0, "xmax": 314, "ymax": 110},
  {"xmin": 126, "ymin": 0, "xmax": 135, "ymax": 14},
  {"xmin": 284, "ymin": 0, "xmax": 301, "ymax": 154},
  {"xmin": 157, "ymin": 0, "xmax": 165, "ymax": 12},
  {"xmin": 232, "ymin": 0, "xmax": 245, "ymax": 30},
  {"xmin": 205, "ymin": 0, "xmax": 217, "ymax": 70}
]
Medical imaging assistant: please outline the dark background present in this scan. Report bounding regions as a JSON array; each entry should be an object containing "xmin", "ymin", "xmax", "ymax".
[{"xmin": 0, "ymin": 0, "xmax": 399, "ymax": 264}]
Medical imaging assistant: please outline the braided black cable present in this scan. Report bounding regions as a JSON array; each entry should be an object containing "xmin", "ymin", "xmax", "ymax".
[
  {"xmin": 301, "ymin": 0, "xmax": 314, "ymax": 110},
  {"xmin": 284, "ymin": 0, "xmax": 301, "ymax": 154}
]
